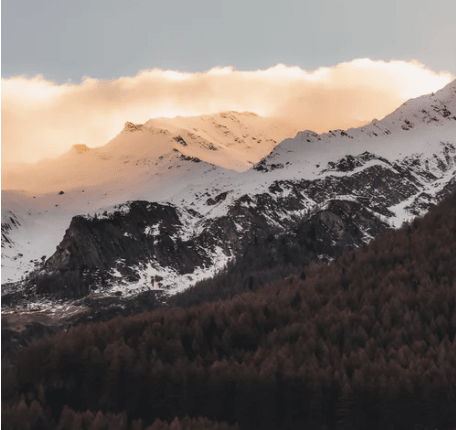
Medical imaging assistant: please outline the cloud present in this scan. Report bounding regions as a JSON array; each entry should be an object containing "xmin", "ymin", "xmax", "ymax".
[{"xmin": 1, "ymin": 59, "xmax": 453, "ymax": 165}]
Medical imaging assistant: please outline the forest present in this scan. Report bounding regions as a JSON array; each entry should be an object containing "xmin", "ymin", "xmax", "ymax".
[{"xmin": 2, "ymin": 190, "xmax": 456, "ymax": 430}]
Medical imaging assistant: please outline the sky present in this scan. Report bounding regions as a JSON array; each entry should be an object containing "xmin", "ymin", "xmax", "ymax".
[{"xmin": 2, "ymin": 0, "xmax": 456, "ymax": 165}]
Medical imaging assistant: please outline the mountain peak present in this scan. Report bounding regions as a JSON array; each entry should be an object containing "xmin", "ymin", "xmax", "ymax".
[
  {"xmin": 124, "ymin": 121, "xmax": 144, "ymax": 131},
  {"xmin": 254, "ymin": 79, "xmax": 456, "ymax": 176},
  {"xmin": 73, "ymin": 144, "xmax": 90, "ymax": 153},
  {"xmin": 219, "ymin": 111, "xmax": 258, "ymax": 118}
]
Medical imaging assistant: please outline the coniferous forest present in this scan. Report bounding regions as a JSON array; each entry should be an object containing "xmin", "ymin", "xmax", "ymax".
[{"xmin": 2, "ymin": 191, "xmax": 456, "ymax": 430}]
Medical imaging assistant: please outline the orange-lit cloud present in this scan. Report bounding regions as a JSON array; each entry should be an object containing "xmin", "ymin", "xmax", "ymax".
[{"xmin": 2, "ymin": 59, "xmax": 453, "ymax": 165}]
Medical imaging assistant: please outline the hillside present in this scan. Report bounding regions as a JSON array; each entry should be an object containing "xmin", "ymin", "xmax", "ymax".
[{"xmin": 2, "ymin": 189, "xmax": 456, "ymax": 430}]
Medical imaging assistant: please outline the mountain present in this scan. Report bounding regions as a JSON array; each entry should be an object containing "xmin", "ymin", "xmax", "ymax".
[
  {"xmin": 2, "ymin": 81, "xmax": 456, "ymax": 309},
  {"xmin": 1, "ymin": 111, "xmax": 299, "ymax": 192},
  {"xmin": 1, "ymin": 112, "xmax": 299, "ymax": 285}
]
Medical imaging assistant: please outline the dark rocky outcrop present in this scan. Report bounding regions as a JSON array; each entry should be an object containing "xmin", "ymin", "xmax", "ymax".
[
  {"xmin": 10, "ymin": 190, "xmax": 391, "ymax": 305},
  {"xmin": 22, "ymin": 202, "xmax": 212, "ymax": 300}
]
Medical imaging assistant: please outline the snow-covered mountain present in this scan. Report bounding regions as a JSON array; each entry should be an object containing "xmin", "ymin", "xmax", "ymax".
[
  {"xmin": 1, "ymin": 112, "xmax": 299, "ymax": 285},
  {"xmin": 2, "ymin": 81, "xmax": 456, "ymax": 308},
  {"xmin": 2, "ymin": 111, "xmax": 299, "ymax": 193}
]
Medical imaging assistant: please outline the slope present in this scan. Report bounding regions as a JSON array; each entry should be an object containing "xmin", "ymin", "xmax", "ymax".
[
  {"xmin": 1, "ymin": 111, "xmax": 299, "ymax": 193},
  {"xmin": 3, "ymin": 190, "xmax": 456, "ymax": 430}
]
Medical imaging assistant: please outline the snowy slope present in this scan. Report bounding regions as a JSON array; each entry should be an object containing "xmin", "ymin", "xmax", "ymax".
[
  {"xmin": 1, "ymin": 112, "xmax": 297, "ymax": 284},
  {"xmin": 1, "ymin": 111, "xmax": 298, "ymax": 193},
  {"xmin": 169, "ymin": 79, "xmax": 456, "ymax": 225},
  {"xmin": 1, "ymin": 158, "xmax": 232, "ymax": 284},
  {"xmin": 253, "ymin": 80, "xmax": 456, "ymax": 175},
  {"xmin": 144, "ymin": 112, "xmax": 301, "ymax": 171}
]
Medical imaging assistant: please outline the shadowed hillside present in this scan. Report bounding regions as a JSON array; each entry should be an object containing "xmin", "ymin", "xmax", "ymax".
[{"xmin": 2, "ymin": 191, "xmax": 456, "ymax": 429}]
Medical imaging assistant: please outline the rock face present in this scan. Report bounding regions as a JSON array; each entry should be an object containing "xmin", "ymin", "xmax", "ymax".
[
  {"xmin": 27, "ymin": 202, "xmax": 212, "ymax": 299},
  {"xmin": 124, "ymin": 121, "xmax": 143, "ymax": 131},
  {"xmin": 1, "ymin": 212, "xmax": 20, "ymax": 250},
  {"xmin": 16, "ymin": 192, "xmax": 391, "ymax": 303}
]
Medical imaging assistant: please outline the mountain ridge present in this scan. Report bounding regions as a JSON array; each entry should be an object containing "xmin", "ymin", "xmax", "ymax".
[{"xmin": 2, "ymin": 80, "xmax": 456, "ymax": 306}]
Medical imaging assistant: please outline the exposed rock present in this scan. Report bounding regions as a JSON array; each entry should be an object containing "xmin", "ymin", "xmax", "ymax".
[
  {"xmin": 124, "ymin": 121, "xmax": 143, "ymax": 131},
  {"xmin": 179, "ymin": 154, "xmax": 201, "ymax": 163},
  {"xmin": 206, "ymin": 192, "xmax": 228, "ymax": 206},
  {"xmin": 173, "ymin": 135, "xmax": 188, "ymax": 146},
  {"xmin": 21, "ymin": 202, "xmax": 211, "ymax": 300}
]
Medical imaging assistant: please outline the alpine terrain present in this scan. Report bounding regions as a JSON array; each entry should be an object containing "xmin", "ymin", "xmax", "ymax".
[{"xmin": 2, "ymin": 80, "xmax": 456, "ymax": 320}]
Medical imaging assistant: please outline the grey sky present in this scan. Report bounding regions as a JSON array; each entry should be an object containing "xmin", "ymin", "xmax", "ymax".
[{"xmin": 2, "ymin": 0, "xmax": 456, "ymax": 83}]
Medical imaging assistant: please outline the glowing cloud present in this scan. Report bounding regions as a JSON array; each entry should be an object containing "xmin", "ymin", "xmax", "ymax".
[{"xmin": 1, "ymin": 59, "xmax": 453, "ymax": 165}]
